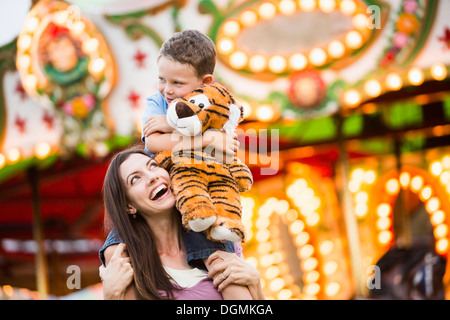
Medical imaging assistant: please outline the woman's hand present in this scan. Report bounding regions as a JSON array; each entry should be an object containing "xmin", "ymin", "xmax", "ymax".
[
  {"xmin": 206, "ymin": 251, "xmax": 264, "ymax": 300},
  {"xmin": 99, "ymin": 243, "xmax": 134, "ymax": 300}
]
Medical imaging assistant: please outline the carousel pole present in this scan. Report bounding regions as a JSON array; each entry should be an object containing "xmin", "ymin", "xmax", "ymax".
[
  {"xmin": 27, "ymin": 166, "xmax": 49, "ymax": 300},
  {"xmin": 335, "ymin": 113, "xmax": 368, "ymax": 298}
]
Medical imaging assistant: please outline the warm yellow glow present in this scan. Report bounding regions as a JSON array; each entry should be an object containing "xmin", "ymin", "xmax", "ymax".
[
  {"xmin": 23, "ymin": 74, "xmax": 37, "ymax": 91},
  {"xmin": 378, "ymin": 230, "xmax": 393, "ymax": 245},
  {"xmin": 256, "ymin": 104, "xmax": 275, "ymax": 122},
  {"xmin": 217, "ymin": 38, "xmax": 235, "ymax": 55},
  {"xmin": 440, "ymin": 172, "xmax": 450, "ymax": 185},
  {"xmin": 343, "ymin": 89, "xmax": 361, "ymax": 107},
  {"xmin": 436, "ymin": 239, "xmax": 449, "ymax": 255},
  {"xmin": 328, "ymin": 40, "xmax": 345, "ymax": 59},
  {"xmin": 434, "ymin": 224, "xmax": 448, "ymax": 238},
  {"xmin": 25, "ymin": 16, "xmax": 39, "ymax": 33},
  {"xmin": 249, "ymin": 54, "xmax": 267, "ymax": 72},
  {"xmin": 430, "ymin": 161, "xmax": 443, "ymax": 176},
  {"xmin": 326, "ymin": 282, "xmax": 340, "ymax": 296},
  {"xmin": 256, "ymin": 229, "xmax": 270, "ymax": 242},
  {"xmin": 339, "ymin": 0, "xmax": 356, "ymax": 15},
  {"xmin": 419, "ymin": 186, "xmax": 433, "ymax": 201},
  {"xmin": 355, "ymin": 203, "xmax": 368, "ymax": 218},
  {"xmin": 302, "ymin": 257, "xmax": 318, "ymax": 271},
  {"xmin": 345, "ymin": 30, "xmax": 363, "ymax": 49},
  {"xmin": 295, "ymin": 232, "xmax": 310, "ymax": 246},
  {"xmin": 385, "ymin": 72, "xmax": 403, "ymax": 91},
  {"xmin": 89, "ymin": 58, "xmax": 105, "ymax": 75},
  {"xmin": 323, "ymin": 261, "xmax": 337, "ymax": 275},
  {"xmin": 258, "ymin": 2, "xmax": 277, "ymax": 20},
  {"xmin": 268, "ymin": 55, "xmax": 287, "ymax": 73},
  {"xmin": 364, "ymin": 79, "xmax": 382, "ymax": 97},
  {"xmin": 299, "ymin": 244, "xmax": 314, "ymax": 259},
  {"xmin": 355, "ymin": 191, "xmax": 368, "ymax": 203},
  {"xmin": 431, "ymin": 210, "xmax": 446, "ymax": 226},
  {"xmin": 442, "ymin": 155, "xmax": 450, "ymax": 169},
  {"xmin": 17, "ymin": 54, "xmax": 31, "ymax": 70},
  {"xmin": 82, "ymin": 38, "xmax": 99, "ymax": 54},
  {"xmin": 286, "ymin": 209, "xmax": 298, "ymax": 221},
  {"xmin": 278, "ymin": 289, "xmax": 293, "ymax": 299},
  {"xmin": 385, "ymin": 178, "xmax": 400, "ymax": 195},
  {"xmin": 305, "ymin": 212, "xmax": 320, "ymax": 226},
  {"xmin": 430, "ymin": 63, "xmax": 447, "ymax": 81},
  {"xmin": 279, "ymin": 0, "xmax": 297, "ymax": 15},
  {"xmin": 7, "ymin": 148, "xmax": 21, "ymax": 164},
  {"xmin": 34, "ymin": 142, "xmax": 51, "ymax": 159},
  {"xmin": 305, "ymin": 283, "xmax": 320, "ymax": 296},
  {"xmin": 0, "ymin": 153, "xmax": 5, "ymax": 169},
  {"xmin": 298, "ymin": 0, "xmax": 316, "ymax": 11},
  {"xmin": 318, "ymin": 0, "xmax": 336, "ymax": 12},
  {"xmin": 364, "ymin": 170, "xmax": 376, "ymax": 184},
  {"xmin": 240, "ymin": 9, "xmax": 258, "ymax": 27},
  {"xmin": 289, "ymin": 220, "xmax": 305, "ymax": 235},
  {"xmin": 304, "ymin": 271, "xmax": 320, "ymax": 283},
  {"xmin": 399, "ymin": 171, "xmax": 411, "ymax": 188},
  {"xmin": 70, "ymin": 21, "xmax": 86, "ymax": 36},
  {"xmin": 407, "ymin": 67, "xmax": 424, "ymax": 86},
  {"xmin": 352, "ymin": 13, "xmax": 368, "ymax": 30},
  {"xmin": 265, "ymin": 266, "xmax": 280, "ymax": 279},
  {"xmin": 309, "ymin": 48, "xmax": 327, "ymax": 66},
  {"xmin": 319, "ymin": 240, "xmax": 333, "ymax": 255},
  {"xmin": 425, "ymin": 197, "xmax": 440, "ymax": 213},
  {"xmin": 376, "ymin": 217, "xmax": 391, "ymax": 230},
  {"xmin": 222, "ymin": 20, "xmax": 240, "ymax": 37},
  {"xmin": 269, "ymin": 277, "xmax": 285, "ymax": 291},
  {"xmin": 229, "ymin": 51, "xmax": 248, "ymax": 69},
  {"xmin": 289, "ymin": 53, "xmax": 308, "ymax": 70},
  {"xmin": 410, "ymin": 175, "xmax": 424, "ymax": 192},
  {"xmin": 377, "ymin": 203, "xmax": 391, "ymax": 217}
]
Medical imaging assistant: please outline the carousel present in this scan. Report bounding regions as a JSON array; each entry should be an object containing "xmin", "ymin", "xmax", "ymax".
[{"xmin": 0, "ymin": 0, "xmax": 449, "ymax": 300}]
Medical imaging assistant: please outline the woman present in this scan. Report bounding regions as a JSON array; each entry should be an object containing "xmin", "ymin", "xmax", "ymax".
[{"xmin": 99, "ymin": 147, "xmax": 263, "ymax": 300}]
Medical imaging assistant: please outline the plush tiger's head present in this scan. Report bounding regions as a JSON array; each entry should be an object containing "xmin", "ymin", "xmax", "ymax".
[{"xmin": 166, "ymin": 82, "xmax": 243, "ymax": 136}]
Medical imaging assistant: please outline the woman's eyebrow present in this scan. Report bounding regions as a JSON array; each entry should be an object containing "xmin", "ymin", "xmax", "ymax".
[{"xmin": 126, "ymin": 159, "xmax": 152, "ymax": 183}]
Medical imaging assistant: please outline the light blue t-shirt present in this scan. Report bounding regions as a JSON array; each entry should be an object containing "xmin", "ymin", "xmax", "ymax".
[{"xmin": 141, "ymin": 92, "xmax": 168, "ymax": 157}]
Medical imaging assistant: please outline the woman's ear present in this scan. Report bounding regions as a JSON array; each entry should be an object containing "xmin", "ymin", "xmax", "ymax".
[{"xmin": 126, "ymin": 204, "xmax": 137, "ymax": 215}]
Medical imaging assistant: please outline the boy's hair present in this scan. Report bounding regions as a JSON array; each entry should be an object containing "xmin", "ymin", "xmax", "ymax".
[{"xmin": 158, "ymin": 29, "xmax": 216, "ymax": 78}]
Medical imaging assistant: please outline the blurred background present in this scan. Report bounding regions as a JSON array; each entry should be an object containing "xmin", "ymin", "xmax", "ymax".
[{"xmin": 0, "ymin": 0, "xmax": 449, "ymax": 300}]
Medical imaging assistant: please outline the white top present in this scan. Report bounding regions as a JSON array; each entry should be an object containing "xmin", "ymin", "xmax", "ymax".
[{"xmin": 163, "ymin": 266, "xmax": 208, "ymax": 288}]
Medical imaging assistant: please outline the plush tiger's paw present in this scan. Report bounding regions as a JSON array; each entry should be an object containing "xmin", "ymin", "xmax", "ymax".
[
  {"xmin": 210, "ymin": 226, "xmax": 242, "ymax": 242},
  {"xmin": 188, "ymin": 216, "xmax": 217, "ymax": 232}
]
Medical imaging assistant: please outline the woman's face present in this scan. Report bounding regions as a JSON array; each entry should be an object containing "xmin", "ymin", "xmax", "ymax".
[{"xmin": 119, "ymin": 153, "xmax": 175, "ymax": 216}]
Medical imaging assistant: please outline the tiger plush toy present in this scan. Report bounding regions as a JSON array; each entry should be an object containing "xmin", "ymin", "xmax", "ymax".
[{"xmin": 155, "ymin": 82, "xmax": 253, "ymax": 242}]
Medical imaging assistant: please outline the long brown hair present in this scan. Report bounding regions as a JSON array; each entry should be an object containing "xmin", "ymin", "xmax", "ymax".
[{"xmin": 102, "ymin": 147, "xmax": 180, "ymax": 299}]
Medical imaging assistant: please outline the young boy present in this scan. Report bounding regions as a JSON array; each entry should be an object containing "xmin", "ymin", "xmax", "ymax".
[{"xmin": 141, "ymin": 29, "xmax": 252, "ymax": 299}]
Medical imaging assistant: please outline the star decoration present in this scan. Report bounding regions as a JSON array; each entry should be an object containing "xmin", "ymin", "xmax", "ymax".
[
  {"xmin": 15, "ymin": 81, "xmax": 27, "ymax": 100},
  {"xmin": 438, "ymin": 26, "xmax": 450, "ymax": 50},
  {"xmin": 42, "ymin": 110, "xmax": 55, "ymax": 130},
  {"xmin": 127, "ymin": 90, "xmax": 141, "ymax": 109},
  {"xmin": 133, "ymin": 49, "xmax": 147, "ymax": 68},
  {"xmin": 14, "ymin": 115, "xmax": 26, "ymax": 134}
]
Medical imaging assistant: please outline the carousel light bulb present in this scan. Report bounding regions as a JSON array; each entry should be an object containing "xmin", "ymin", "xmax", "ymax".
[
  {"xmin": 340, "ymin": 0, "xmax": 356, "ymax": 15},
  {"xmin": 385, "ymin": 178, "xmax": 400, "ymax": 195},
  {"xmin": 240, "ymin": 10, "xmax": 258, "ymax": 27},
  {"xmin": 249, "ymin": 54, "xmax": 267, "ymax": 72},
  {"xmin": 217, "ymin": 38, "xmax": 235, "ymax": 55},
  {"xmin": 278, "ymin": 289, "xmax": 293, "ymax": 300},
  {"xmin": 399, "ymin": 171, "xmax": 411, "ymax": 188},
  {"xmin": 55, "ymin": 11, "xmax": 69, "ymax": 25},
  {"xmin": 364, "ymin": 79, "xmax": 382, "ymax": 97},
  {"xmin": 256, "ymin": 104, "xmax": 275, "ymax": 122},
  {"xmin": 353, "ymin": 13, "xmax": 368, "ymax": 30},
  {"xmin": 25, "ymin": 16, "xmax": 39, "ymax": 33},
  {"xmin": 222, "ymin": 20, "xmax": 240, "ymax": 37},
  {"xmin": 269, "ymin": 278, "xmax": 285, "ymax": 292},
  {"xmin": 34, "ymin": 142, "xmax": 51, "ymax": 159},
  {"xmin": 345, "ymin": 30, "xmax": 363, "ymax": 49},
  {"xmin": 289, "ymin": 53, "xmax": 308, "ymax": 70},
  {"xmin": 430, "ymin": 161, "xmax": 443, "ymax": 176},
  {"xmin": 364, "ymin": 170, "xmax": 376, "ymax": 184},
  {"xmin": 434, "ymin": 224, "xmax": 448, "ymax": 238},
  {"xmin": 431, "ymin": 210, "xmax": 445, "ymax": 226},
  {"xmin": 89, "ymin": 58, "xmax": 105, "ymax": 75},
  {"xmin": 299, "ymin": 244, "xmax": 314, "ymax": 259},
  {"xmin": 430, "ymin": 63, "xmax": 447, "ymax": 81},
  {"xmin": 407, "ymin": 67, "xmax": 424, "ymax": 86},
  {"xmin": 378, "ymin": 230, "xmax": 393, "ymax": 245},
  {"xmin": 328, "ymin": 40, "xmax": 345, "ymax": 59},
  {"xmin": 302, "ymin": 257, "xmax": 318, "ymax": 271},
  {"xmin": 385, "ymin": 72, "xmax": 403, "ymax": 91},
  {"xmin": 436, "ymin": 239, "xmax": 449, "ymax": 255},
  {"xmin": 268, "ymin": 55, "xmax": 287, "ymax": 73},
  {"xmin": 304, "ymin": 271, "xmax": 320, "ymax": 283},
  {"xmin": 0, "ymin": 153, "xmax": 5, "ymax": 169},
  {"xmin": 309, "ymin": 48, "xmax": 327, "ymax": 66},
  {"xmin": 419, "ymin": 186, "xmax": 432, "ymax": 201},
  {"xmin": 319, "ymin": 0, "xmax": 336, "ymax": 12},
  {"xmin": 343, "ymin": 89, "xmax": 361, "ymax": 107},
  {"xmin": 319, "ymin": 240, "xmax": 333, "ymax": 255},
  {"xmin": 23, "ymin": 74, "xmax": 37, "ymax": 92},
  {"xmin": 7, "ymin": 148, "xmax": 21, "ymax": 164},
  {"xmin": 326, "ymin": 282, "xmax": 340, "ymax": 297},
  {"xmin": 289, "ymin": 220, "xmax": 305, "ymax": 235},
  {"xmin": 299, "ymin": 0, "xmax": 316, "ymax": 11},
  {"xmin": 82, "ymin": 38, "xmax": 99, "ymax": 54},
  {"xmin": 279, "ymin": 0, "xmax": 297, "ymax": 15},
  {"xmin": 426, "ymin": 197, "xmax": 440, "ymax": 213},
  {"xmin": 70, "ymin": 21, "xmax": 85, "ymax": 36},
  {"xmin": 377, "ymin": 203, "xmax": 391, "ymax": 217},
  {"xmin": 258, "ymin": 2, "xmax": 277, "ymax": 20},
  {"xmin": 17, "ymin": 54, "xmax": 31, "ymax": 70},
  {"xmin": 376, "ymin": 217, "xmax": 391, "ymax": 230},
  {"xmin": 323, "ymin": 261, "xmax": 337, "ymax": 275},
  {"xmin": 295, "ymin": 232, "xmax": 310, "ymax": 246},
  {"xmin": 17, "ymin": 35, "xmax": 32, "ymax": 51},
  {"xmin": 410, "ymin": 175, "xmax": 424, "ymax": 192},
  {"xmin": 229, "ymin": 51, "xmax": 248, "ymax": 69}
]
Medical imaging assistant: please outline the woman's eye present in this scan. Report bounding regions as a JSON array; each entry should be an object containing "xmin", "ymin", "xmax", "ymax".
[
  {"xmin": 131, "ymin": 176, "xmax": 139, "ymax": 184},
  {"xmin": 149, "ymin": 161, "xmax": 158, "ymax": 170}
]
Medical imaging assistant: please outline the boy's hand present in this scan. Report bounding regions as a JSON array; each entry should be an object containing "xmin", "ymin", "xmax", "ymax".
[
  {"xmin": 143, "ymin": 115, "xmax": 174, "ymax": 138},
  {"xmin": 203, "ymin": 129, "xmax": 239, "ymax": 164}
]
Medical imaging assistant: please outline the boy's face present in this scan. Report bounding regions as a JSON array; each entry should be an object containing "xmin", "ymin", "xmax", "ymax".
[{"xmin": 157, "ymin": 55, "xmax": 212, "ymax": 105}]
